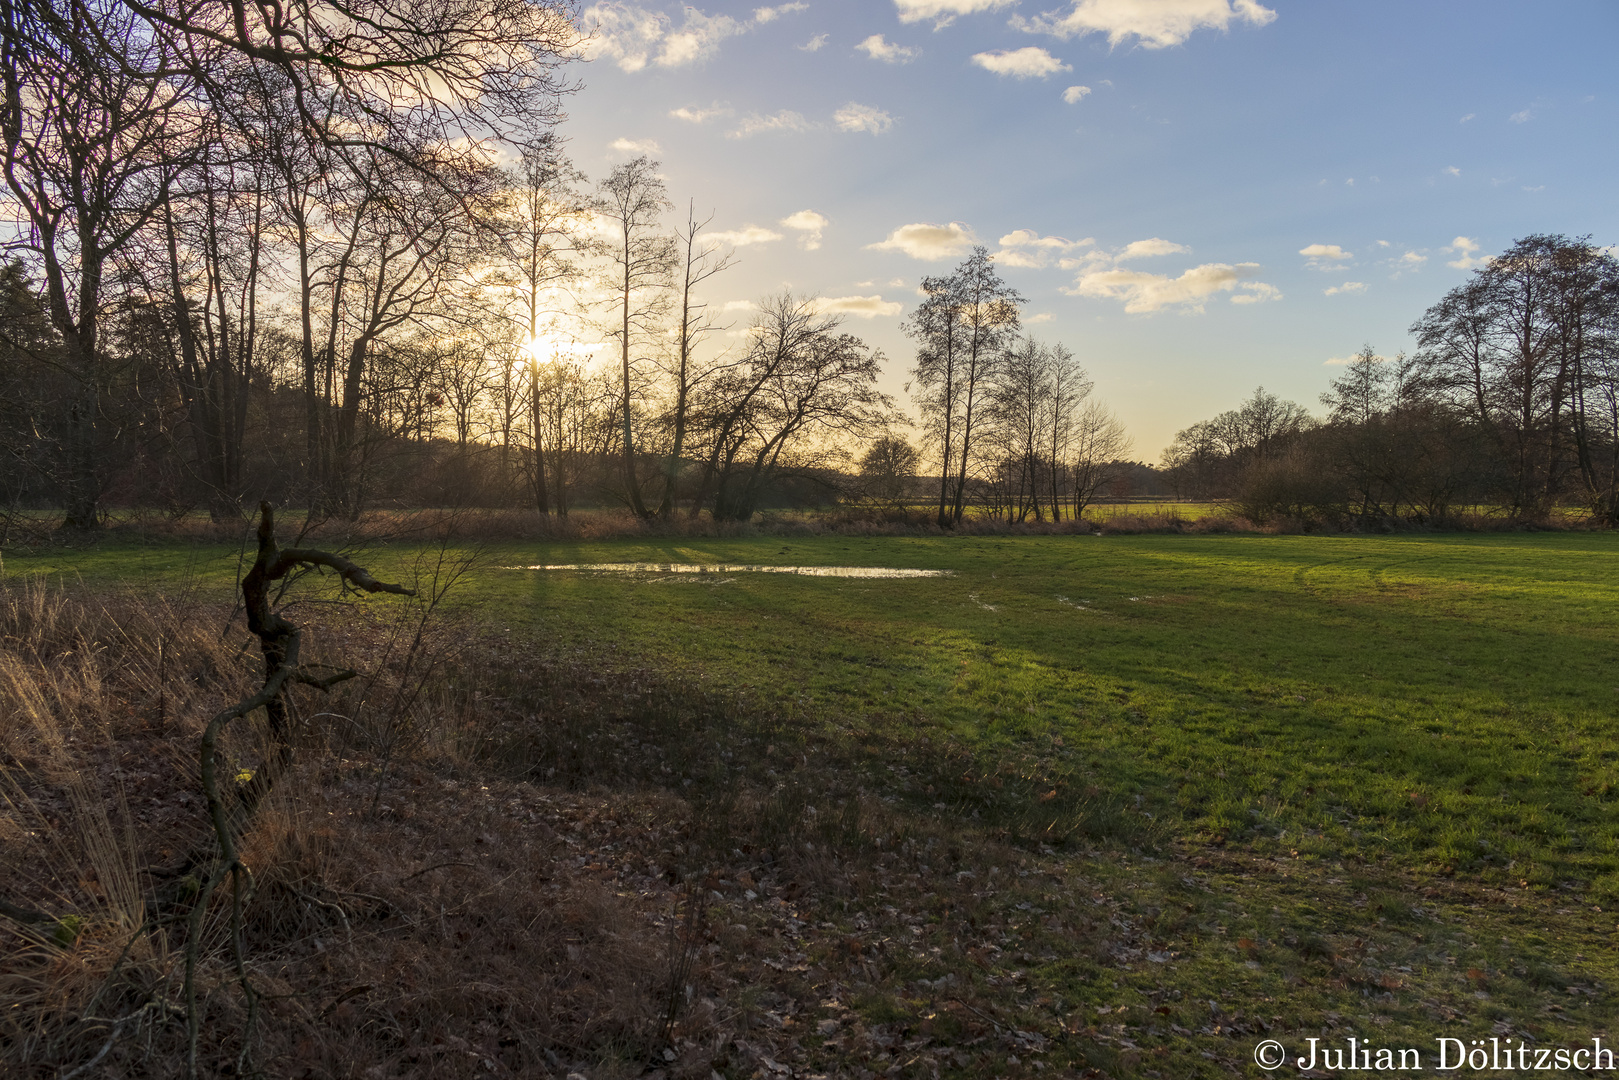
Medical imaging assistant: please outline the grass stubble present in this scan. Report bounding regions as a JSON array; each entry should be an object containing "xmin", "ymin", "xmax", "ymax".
[{"xmin": 0, "ymin": 529, "xmax": 1616, "ymax": 1077}]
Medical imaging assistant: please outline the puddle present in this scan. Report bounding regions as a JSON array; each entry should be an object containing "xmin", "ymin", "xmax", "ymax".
[{"xmin": 507, "ymin": 563, "xmax": 952, "ymax": 578}]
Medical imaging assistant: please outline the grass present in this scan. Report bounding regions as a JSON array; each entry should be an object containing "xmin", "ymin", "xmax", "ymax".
[{"xmin": 3, "ymin": 529, "xmax": 1618, "ymax": 1076}]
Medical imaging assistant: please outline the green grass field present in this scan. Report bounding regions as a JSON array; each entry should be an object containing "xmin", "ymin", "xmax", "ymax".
[
  {"xmin": 448, "ymin": 533, "xmax": 1619, "ymax": 888},
  {"xmin": 9, "ymin": 529, "xmax": 1619, "ymax": 1075}
]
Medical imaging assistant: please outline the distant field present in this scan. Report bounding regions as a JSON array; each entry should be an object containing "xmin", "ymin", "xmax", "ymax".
[{"xmin": 9, "ymin": 530, "xmax": 1619, "ymax": 1074}]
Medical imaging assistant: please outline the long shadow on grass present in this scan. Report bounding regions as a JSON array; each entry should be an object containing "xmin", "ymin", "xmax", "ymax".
[{"xmin": 440, "ymin": 634, "xmax": 1167, "ymax": 859}]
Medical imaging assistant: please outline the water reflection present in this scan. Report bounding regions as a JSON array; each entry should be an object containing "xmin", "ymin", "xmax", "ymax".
[{"xmin": 508, "ymin": 563, "xmax": 951, "ymax": 578}]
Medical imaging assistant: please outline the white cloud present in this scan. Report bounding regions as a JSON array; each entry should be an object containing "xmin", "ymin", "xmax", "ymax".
[
  {"xmin": 1400, "ymin": 250, "xmax": 1426, "ymax": 267},
  {"xmin": 708, "ymin": 225, "xmax": 783, "ymax": 247},
  {"xmin": 610, "ymin": 136, "xmax": 661, "ymax": 154},
  {"xmin": 867, "ymin": 222, "xmax": 978, "ymax": 261},
  {"xmin": 1027, "ymin": 312, "xmax": 1055, "ymax": 323},
  {"xmin": 1014, "ymin": 0, "xmax": 1277, "ymax": 48},
  {"xmin": 1231, "ymin": 281, "xmax": 1282, "ymax": 305},
  {"xmin": 1324, "ymin": 281, "xmax": 1368, "ymax": 296},
  {"xmin": 1460, "ymin": 113, "xmax": 1475, "ymax": 123},
  {"xmin": 1062, "ymin": 84, "xmax": 1092, "ymax": 103},
  {"xmin": 659, "ymin": 9, "xmax": 748, "ymax": 66},
  {"xmin": 1115, "ymin": 237, "xmax": 1190, "ymax": 261},
  {"xmin": 834, "ymin": 102, "xmax": 895, "ymax": 134},
  {"xmin": 722, "ymin": 300, "xmax": 757, "ymax": 313},
  {"xmin": 995, "ymin": 229, "xmax": 1094, "ymax": 268},
  {"xmin": 1509, "ymin": 109, "xmax": 1531, "ymax": 124},
  {"xmin": 971, "ymin": 47, "xmax": 1071, "ymax": 78},
  {"xmin": 894, "ymin": 0, "xmax": 1016, "ymax": 29},
  {"xmin": 1376, "ymin": 240, "xmax": 1390, "ymax": 248},
  {"xmin": 799, "ymin": 33, "xmax": 828, "ymax": 51},
  {"xmin": 728, "ymin": 110, "xmax": 814, "ymax": 138},
  {"xmin": 583, "ymin": 4, "xmax": 747, "ymax": 71},
  {"xmin": 582, "ymin": 4, "xmax": 664, "ymax": 71},
  {"xmin": 858, "ymin": 34, "xmax": 919, "ymax": 62},
  {"xmin": 1068, "ymin": 261, "xmax": 1270, "ymax": 314},
  {"xmin": 780, "ymin": 209, "xmax": 829, "ymax": 250},
  {"xmin": 1446, "ymin": 236, "xmax": 1484, "ymax": 270},
  {"xmin": 817, "ymin": 295, "xmax": 904, "ymax": 318},
  {"xmin": 752, "ymin": 2, "xmax": 807, "ymax": 23},
  {"xmin": 1299, "ymin": 243, "xmax": 1352, "ymax": 268},
  {"xmin": 669, "ymin": 104, "xmax": 732, "ymax": 123},
  {"xmin": 1444, "ymin": 165, "xmax": 1460, "ymax": 177}
]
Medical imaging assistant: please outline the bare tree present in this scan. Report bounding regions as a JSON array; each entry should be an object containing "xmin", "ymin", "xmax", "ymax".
[
  {"xmin": 697, "ymin": 293, "xmax": 895, "ymax": 522},
  {"xmin": 1067, "ymin": 399, "xmax": 1131, "ymax": 517},
  {"xmin": 656, "ymin": 202, "xmax": 732, "ymax": 518},
  {"xmin": 0, "ymin": 0, "xmax": 202, "ymax": 527},
  {"xmin": 596, "ymin": 155, "xmax": 674, "ymax": 518},
  {"xmin": 856, "ymin": 436, "xmax": 920, "ymax": 511},
  {"xmin": 905, "ymin": 247, "xmax": 1022, "ymax": 527},
  {"xmin": 489, "ymin": 144, "xmax": 590, "ymax": 513}
]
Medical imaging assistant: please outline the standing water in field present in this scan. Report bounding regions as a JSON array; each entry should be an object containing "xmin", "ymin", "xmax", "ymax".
[{"xmin": 507, "ymin": 563, "xmax": 952, "ymax": 578}]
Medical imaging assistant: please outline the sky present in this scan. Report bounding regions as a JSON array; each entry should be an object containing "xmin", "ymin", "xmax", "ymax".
[{"xmin": 558, "ymin": 0, "xmax": 1619, "ymax": 460}]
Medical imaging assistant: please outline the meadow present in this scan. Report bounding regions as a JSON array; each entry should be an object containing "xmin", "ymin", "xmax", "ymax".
[{"xmin": 3, "ymin": 528, "xmax": 1617, "ymax": 1077}]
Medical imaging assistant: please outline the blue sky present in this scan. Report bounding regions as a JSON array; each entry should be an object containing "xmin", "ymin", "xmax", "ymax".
[{"xmin": 562, "ymin": 0, "xmax": 1619, "ymax": 458}]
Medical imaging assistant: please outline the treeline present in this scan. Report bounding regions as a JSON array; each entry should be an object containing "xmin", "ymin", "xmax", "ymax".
[
  {"xmin": 1162, "ymin": 235, "xmax": 1619, "ymax": 527},
  {"xmin": 0, "ymin": 0, "xmax": 1135, "ymax": 529}
]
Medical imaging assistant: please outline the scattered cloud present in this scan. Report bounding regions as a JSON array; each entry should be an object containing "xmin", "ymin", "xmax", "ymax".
[
  {"xmin": 1069, "ymin": 261, "xmax": 1271, "ymax": 314},
  {"xmin": 1231, "ymin": 282, "xmax": 1282, "ymax": 305},
  {"xmin": 894, "ymin": 0, "xmax": 1016, "ymax": 30},
  {"xmin": 583, "ymin": 4, "xmax": 748, "ymax": 71},
  {"xmin": 971, "ymin": 46, "xmax": 1071, "ymax": 78},
  {"xmin": 1460, "ymin": 113, "xmax": 1475, "ymax": 123},
  {"xmin": 659, "ymin": 9, "xmax": 749, "ymax": 66},
  {"xmin": 1115, "ymin": 237, "xmax": 1190, "ymax": 261},
  {"xmin": 1323, "ymin": 355, "xmax": 1355, "ymax": 366},
  {"xmin": 1014, "ymin": 0, "xmax": 1277, "ymax": 48},
  {"xmin": 834, "ymin": 102, "xmax": 895, "ymax": 134},
  {"xmin": 817, "ymin": 295, "xmax": 904, "ymax": 318},
  {"xmin": 669, "ymin": 104, "xmax": 732, "ymax": 123},
  {"xmin": 858, "ymin": 34, "xmax": 919, "ymax": 62},
  {"xmin": 1444, "ymin": 165, "xmax": 1460, "ymax": 177},
  {"xmin": 1523, "ymin": 185, "xmax": 1544, "ymax": 193},
  {"xmin": 1509, "ymin": 109, "xmax": 1531, "ymax": 124},
  {"xmin": 726, "ymin": 104, "xmax": 895, "ymax": 138},
  {"xmin": 995, "ymin": 229, "xmax": 1095, "ymax": 268},
  {"xmin": 609, "ymin": 137, "xmax": 661, "ymax": 154},
  {"xmin": 722, "ymin": 300, "xmax": 757, "ymax": 313},
  {"xmin": 1027, "ymin": 312, "xmax": 1055, "ymax": 323},
  {"xmin": 1376, "ymin": 240, "xmax": 1390, "ymax": 248},
  {"xmin": 1446, "ymin": 236, "xmax": 1484, "ymax": 270},
  {"xmin": 867, "ymin": 221, "xmax": 978, "ymax": 261},
  {"xmin": 708, "ymin": 225, "xmax": 783, "ymax": 247},
  {"xmin": 1324, "ymin": 281, "xmax": 1368, "ymax": 296},
  {"xmin": 728, "ymin": 110, "xmax": 814, "ymax": 138},
  {"xmin": 799, "ymin": 33, "xmax": 829, "ymax": 50},
  {"xmin": 780, "ymin": 209, "xmax": 829, "ymax": 250},
  {"xmin": 752, "ymin": 2, "xmax": 807, "ymax": 23},
  {"xmin": 1062, "ymin": 84, "xmax": 1092, "ymax": 104},
  {"xmin": 1400, "ymin": 251, "xmax": 1427, "ymax": 267},
  {"xmin": 1299, "ymin": 243, "xmax": 1352, "ymax": 268}
]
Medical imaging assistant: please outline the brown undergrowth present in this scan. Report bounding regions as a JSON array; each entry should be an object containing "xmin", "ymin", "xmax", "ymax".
[{"xmin": 0, "ymin": 575, "xmax": 1129, "ymax": 1079}]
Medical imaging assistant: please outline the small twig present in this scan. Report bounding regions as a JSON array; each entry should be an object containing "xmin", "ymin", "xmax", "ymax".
[
  {"xmin": 948, "ymin": 998, "xmax": 1006, "ymax": 1032},
  {"xmin": 400, "ymin": 861, "xmax": 476, "ymax": 883}
]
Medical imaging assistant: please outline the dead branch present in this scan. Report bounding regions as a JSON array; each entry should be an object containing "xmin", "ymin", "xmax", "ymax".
[{"xmin": 185, "ymin": 500, "xmax": 412, "ymax": 1077}]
